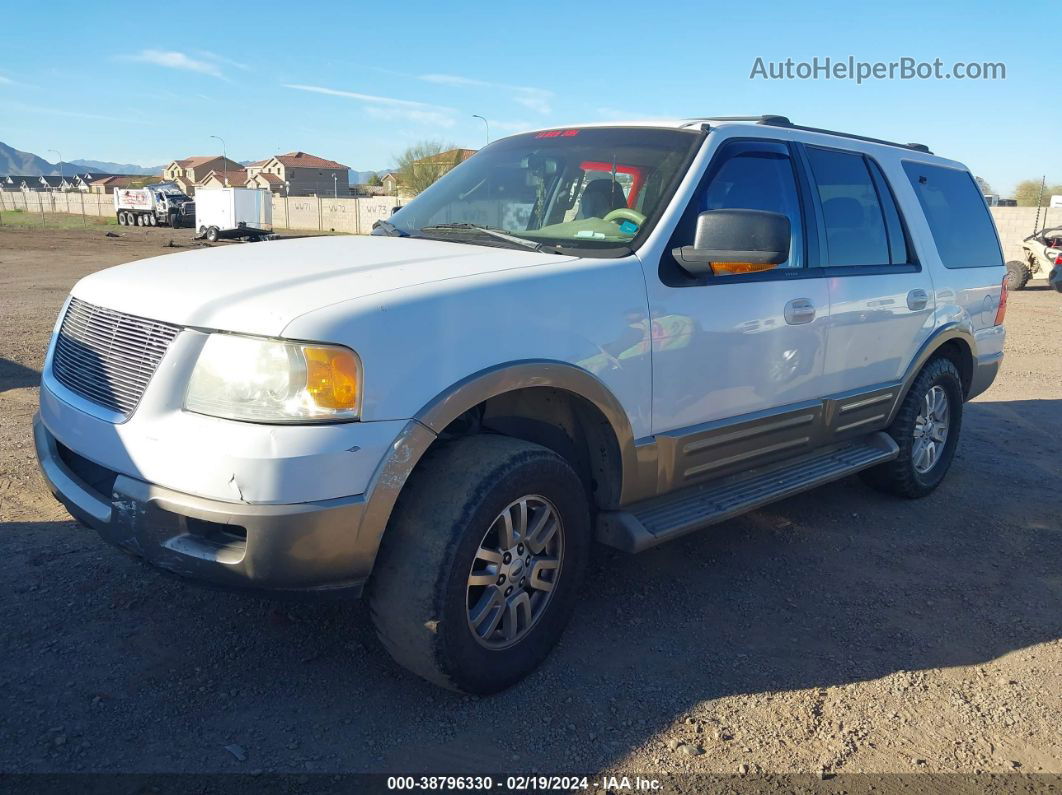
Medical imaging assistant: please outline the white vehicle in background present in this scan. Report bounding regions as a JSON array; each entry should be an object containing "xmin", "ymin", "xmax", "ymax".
[
  {"xmin": 113, "ymin": 183, "xmax": 194, "ymax": 228},
  {"xmin": 194, "ymin": 187, "xmax": 273, "ymax": 243},
  {"xmin": 1006, "ymin": 225, "xmax": 1062, "ymax": 290},
  {"xmin": 35, "ymin": 116, "xmax": 1006, "ymax": 693}
]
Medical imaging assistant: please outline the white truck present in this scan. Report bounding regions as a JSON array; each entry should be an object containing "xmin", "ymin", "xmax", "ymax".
[
  {"xmin": 194, "ymin": 187, "xmax": 273, "ymax": 243},
  {"xmin": 113, "ymin": 183, "xmax": 194, "ymax": 228}
]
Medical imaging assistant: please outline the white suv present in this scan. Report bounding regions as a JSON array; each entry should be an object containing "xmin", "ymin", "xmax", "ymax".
[{"xmin": 34, "ymin": 116, "xmax": 1006, "ymax": 692}]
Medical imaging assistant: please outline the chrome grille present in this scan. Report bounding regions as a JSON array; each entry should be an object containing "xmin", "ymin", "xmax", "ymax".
[{"xmin": 52, "ymin": 298, "xmax": 181, "ymax": 418}]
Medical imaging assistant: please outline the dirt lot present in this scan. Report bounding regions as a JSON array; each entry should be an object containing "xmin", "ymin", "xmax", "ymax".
[{"xmin": 1, "ymin": 225, "xmax": 1060, "ymax": 779}]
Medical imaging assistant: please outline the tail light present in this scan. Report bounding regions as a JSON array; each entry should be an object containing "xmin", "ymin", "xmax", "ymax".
[
  {"xmin": 994, "ymin": 276, "xmax": 1008, "ymax": 326},
  {"xmin": 1055, "ymin": 253, "xmax": 1062, "ymax": 265}
]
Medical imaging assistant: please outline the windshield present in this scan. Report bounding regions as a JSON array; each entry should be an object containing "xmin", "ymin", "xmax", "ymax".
[{"xmin": 382, "ymin": 127, "xmax": 701, "ymax": 255}]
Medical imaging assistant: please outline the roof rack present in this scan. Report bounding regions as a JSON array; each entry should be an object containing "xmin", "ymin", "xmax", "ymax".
[{"xmin": 682, "ymin": 115, "xmax": 932, "ymax": 154}]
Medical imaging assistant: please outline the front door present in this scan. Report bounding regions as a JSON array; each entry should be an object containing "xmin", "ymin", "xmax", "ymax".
[{"xmin": 645, "ymin": 138, "xmax": 830, "ymax": 490}]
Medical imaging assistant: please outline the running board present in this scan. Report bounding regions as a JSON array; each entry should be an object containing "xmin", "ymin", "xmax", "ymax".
[{"xmin": 597, "ymin": 432, "xmax": 899, "ymax": 553}]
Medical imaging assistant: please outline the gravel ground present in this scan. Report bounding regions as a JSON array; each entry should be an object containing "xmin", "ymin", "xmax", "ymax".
[{"xmin": 1, "ymin": 225, "xmax": 1060, "ymax": 778}]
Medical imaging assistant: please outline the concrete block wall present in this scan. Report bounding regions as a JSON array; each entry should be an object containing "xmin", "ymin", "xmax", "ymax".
[
  {"xmin": 0, "ymin": 191, "xmax": 114, "ymax": 217},
  {"xmin": 0, "ymin": 190, "xmax": 405, "ymax": 235},
  {"xmin": 989, "ymin": 207, "xmax": 1062, "ymax": 262}
]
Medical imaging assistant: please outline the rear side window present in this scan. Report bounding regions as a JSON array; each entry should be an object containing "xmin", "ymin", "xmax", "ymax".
[
  {"xmin": 902, "ymin": 162, "xmax": 1003, "ymax": 268},
  {"xmin": 805, "ymin": 147, "xmax": 890, "ymax": 266}
]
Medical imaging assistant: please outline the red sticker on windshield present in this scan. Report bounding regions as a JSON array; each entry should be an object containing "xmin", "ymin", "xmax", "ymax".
[{"xmin": 535, "ymin": 129, "xmax": 580, "ymax": 138}]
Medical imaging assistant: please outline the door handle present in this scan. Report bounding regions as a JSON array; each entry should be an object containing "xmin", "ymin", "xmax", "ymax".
[
  {"xmin": 784, "ymin": 298, "xmax": 816, "ymax": 325},
  {"xmin": 907, "ymin": 289, "xmax": 929, "ymax": 311}
]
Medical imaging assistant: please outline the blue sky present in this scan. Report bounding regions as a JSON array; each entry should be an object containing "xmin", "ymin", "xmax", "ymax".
[{"xmin": 3, "ymin": 0, "xmax": 1058, "ymax": 193}]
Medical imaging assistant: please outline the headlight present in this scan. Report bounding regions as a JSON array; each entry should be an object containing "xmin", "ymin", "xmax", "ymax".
[{"xmin": 184, "ymin": 334, "xmax": 361, "ymax": 423}]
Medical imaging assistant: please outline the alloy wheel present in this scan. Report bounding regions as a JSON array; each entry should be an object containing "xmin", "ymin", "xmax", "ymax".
[
  {"xmin": 466, "ymin": 495, "xmax": 564, "ymax": 649},
  {"xmin": 912, "ymin": 385, "xmax": 950, "ymax": 474}
]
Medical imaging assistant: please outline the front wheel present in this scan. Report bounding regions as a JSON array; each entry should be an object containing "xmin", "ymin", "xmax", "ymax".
[
  {"xmin": 1005, "ymin": 260, "xmax": 1031, "ymax": 290},
  {"xmin": 370, "ymin": 435, "xmax": 590, "ymax": 693},
  {"xmin": 861, "ymin": 357, "xmax": 963, "ymax": 498}
]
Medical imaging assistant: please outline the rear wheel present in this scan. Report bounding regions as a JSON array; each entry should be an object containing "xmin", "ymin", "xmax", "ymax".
[
  {"xmin": 147, "ymin": 213, "xmax": 157, "ymax": 226},
  {"xmin": 1005, "ymin": 260, "xmax": 1031, "ymax": 290},
  {"xmin": 370, "ymin": 435, "xmax": 590, "ymax": 693},
  {"xmin": 205, "ymin": 226, "xmax": 219, "ymax": 243},
  {"xmin": 861, "ymin": 357, "xmax": 963, "ymax": 498},
  {"xmin": 117, "ymin": 212, "xmax": 127, "ymax": 226}
]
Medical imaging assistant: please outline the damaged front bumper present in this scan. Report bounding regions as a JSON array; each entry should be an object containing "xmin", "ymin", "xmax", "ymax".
[{"xmin": 33, "ymin": 414, "xmax": 370, "ymax": 594}]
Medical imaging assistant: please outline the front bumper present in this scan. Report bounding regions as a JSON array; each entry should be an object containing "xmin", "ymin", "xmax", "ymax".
[{"xmin": 34, "ymin": 414, "xmax": 370, "ymax": 594}]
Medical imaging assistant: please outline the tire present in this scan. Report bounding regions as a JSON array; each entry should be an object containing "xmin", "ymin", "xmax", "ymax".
[
  {"xmin": 861, "ymin": 357, "xmax": 964, "ymax": 498},
  {"xmin": 205, "ymin": 226, "xmax": 219, "ymax": 243},
  {"xmin": 117, "ymin": 213, "xmax": 126, "ymax": 226},
  {"xmin": 369, "ymin": 434, "xmax": 590, "ymax": 693},
  {"xmin": 148, "ymin": 213, "xmax": 157, "ymax": 226},
  {"xmin": 1005, "ymin": 260, "xmax": 1030, "ymax": 290}
]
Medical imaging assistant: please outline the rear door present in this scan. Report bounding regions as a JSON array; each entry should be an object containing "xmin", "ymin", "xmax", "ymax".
[{"xmin": 799, "ymin": 145, "xmax": 936, "ymax": 408}]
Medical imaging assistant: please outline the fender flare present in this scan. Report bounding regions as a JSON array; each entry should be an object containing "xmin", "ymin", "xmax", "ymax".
[
  {"xmin": 888, "ymin": 323, "xmax": 977, "ymax": 423},
  {"xmin": 352, "ymin": 360, "xmax": 643, "ymax": 578}
]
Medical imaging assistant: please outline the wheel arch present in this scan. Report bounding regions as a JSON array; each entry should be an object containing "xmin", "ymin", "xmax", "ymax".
[
  {"xmin": 414, "ymin": 360, "xmax": 640, "ymax": 510},
  {"xmin": 889, "ymin": 324, "xmax": 976, "ymax": 423},
  {"xmin": 353, "ymin": 361, "xmax": 643, "ymax": 583}
]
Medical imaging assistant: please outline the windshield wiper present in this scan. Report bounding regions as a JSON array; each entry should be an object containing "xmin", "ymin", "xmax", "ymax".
[
  {"xmin": 418, "ymin": 223, "xmax": 553, "ymax": 253},
  {"xmin": 372, "ymin": 219, "xmax": 409, "ymax": 237}
]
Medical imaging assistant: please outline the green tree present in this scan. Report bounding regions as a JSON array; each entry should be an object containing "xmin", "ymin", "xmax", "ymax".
[
  {"xmin": 367, "ymin": 173, "xmax": 382, "ymax": 187},
  {"xmin": 974, "ymin": 176, "xmax": 993, "ymax": 196},
  {"xmin": 394, "ymin": 140, "xmax": 460, "ymax": 195},
  {"xmin": 1014, "ymin": 179, "xmax": 1062, "ymax": 207}
]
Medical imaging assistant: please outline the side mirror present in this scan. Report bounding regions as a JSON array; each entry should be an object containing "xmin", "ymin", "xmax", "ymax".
[{"xmin": 673, "ymin": 209, "xmax": 790, "ymax": 276}]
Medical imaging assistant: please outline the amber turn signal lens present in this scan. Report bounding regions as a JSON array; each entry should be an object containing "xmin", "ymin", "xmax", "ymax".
[
  {"xmin": 303, "ymin": 346, "xmax": 360, "ymax": 411},
  {"xmin": 711, "ymin": 262, "xmax": 779, "ymax": 275}
]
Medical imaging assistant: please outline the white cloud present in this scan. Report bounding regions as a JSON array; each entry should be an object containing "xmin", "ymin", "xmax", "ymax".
[
  {"xmin": 6, "ymin": 101, "xmax": 154, "ymax": 125},
  {"xmin": 490, "ymin": 119, "xmax": 533, "ymax": 133},
  {"xmin": 284, "ymin": 83, "xmax": 458, "ymax": 127},
  {"xmin": 195, "ymin": 50, "xmax": 250, "ymax": 71},
  {"xmin": 513, "ymin": 91, "xmax": 552, "ymax": 115},
  {"xmin": 417, "ymin": 73, "xmax": 553, "ymax": 115},
  {"xmin": 363, "ymin": 106, "xmax": 455, "ymax": 128},
  {"xmin": 418, "ymin": 73, "xmax": 489, "ymax": 88},
  {"xmin": 120, "ymin": 50, "xmax": 224, "ymax": 78}
]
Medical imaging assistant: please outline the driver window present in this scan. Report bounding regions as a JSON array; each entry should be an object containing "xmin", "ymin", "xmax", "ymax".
[{"xmin": 678, "ymin": 140, "xmax": 804, "ymax": 269}]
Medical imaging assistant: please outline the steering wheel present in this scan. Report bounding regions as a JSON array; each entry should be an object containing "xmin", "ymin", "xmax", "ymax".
[{"xmin": 603, "ymin": 208, "xmax": 646, "ymax": 228}]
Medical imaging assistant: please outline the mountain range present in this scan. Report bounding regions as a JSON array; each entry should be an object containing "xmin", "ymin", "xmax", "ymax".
[{"xmin": 1, "ymin": 141, "xmax": 390, "ymax": 184}]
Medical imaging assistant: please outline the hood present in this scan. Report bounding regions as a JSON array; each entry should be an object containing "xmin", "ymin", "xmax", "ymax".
[{"xmin": 71, "ymin": 235, "xmax": 576, "ymax": 337}]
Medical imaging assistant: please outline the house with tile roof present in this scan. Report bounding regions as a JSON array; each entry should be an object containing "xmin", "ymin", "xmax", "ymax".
[
  {"xmin": 246, "ymin": 151, "xmax": 350, "ymax": 196},
  {"xmin": 162, "ymin": 155, "xmax": 244, "ymax": 195},
  {"xmin": 196, "ymin": 168, "xmax": 250, "ymax": 190}
]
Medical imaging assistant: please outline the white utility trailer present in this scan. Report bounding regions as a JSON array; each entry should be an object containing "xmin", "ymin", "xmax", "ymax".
[{"xmin": 194, "ymin": 187, "xmax": 273, "ymax": 243}]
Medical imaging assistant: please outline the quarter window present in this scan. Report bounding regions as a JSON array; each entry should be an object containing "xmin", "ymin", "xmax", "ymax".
[
  {"xmin": 806, "ymin": 147, "xmax": 890, "ymax": 267},
  {"xmin": 902, "ymin": 162, "xmax": 1003, "ymax": 269}
]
